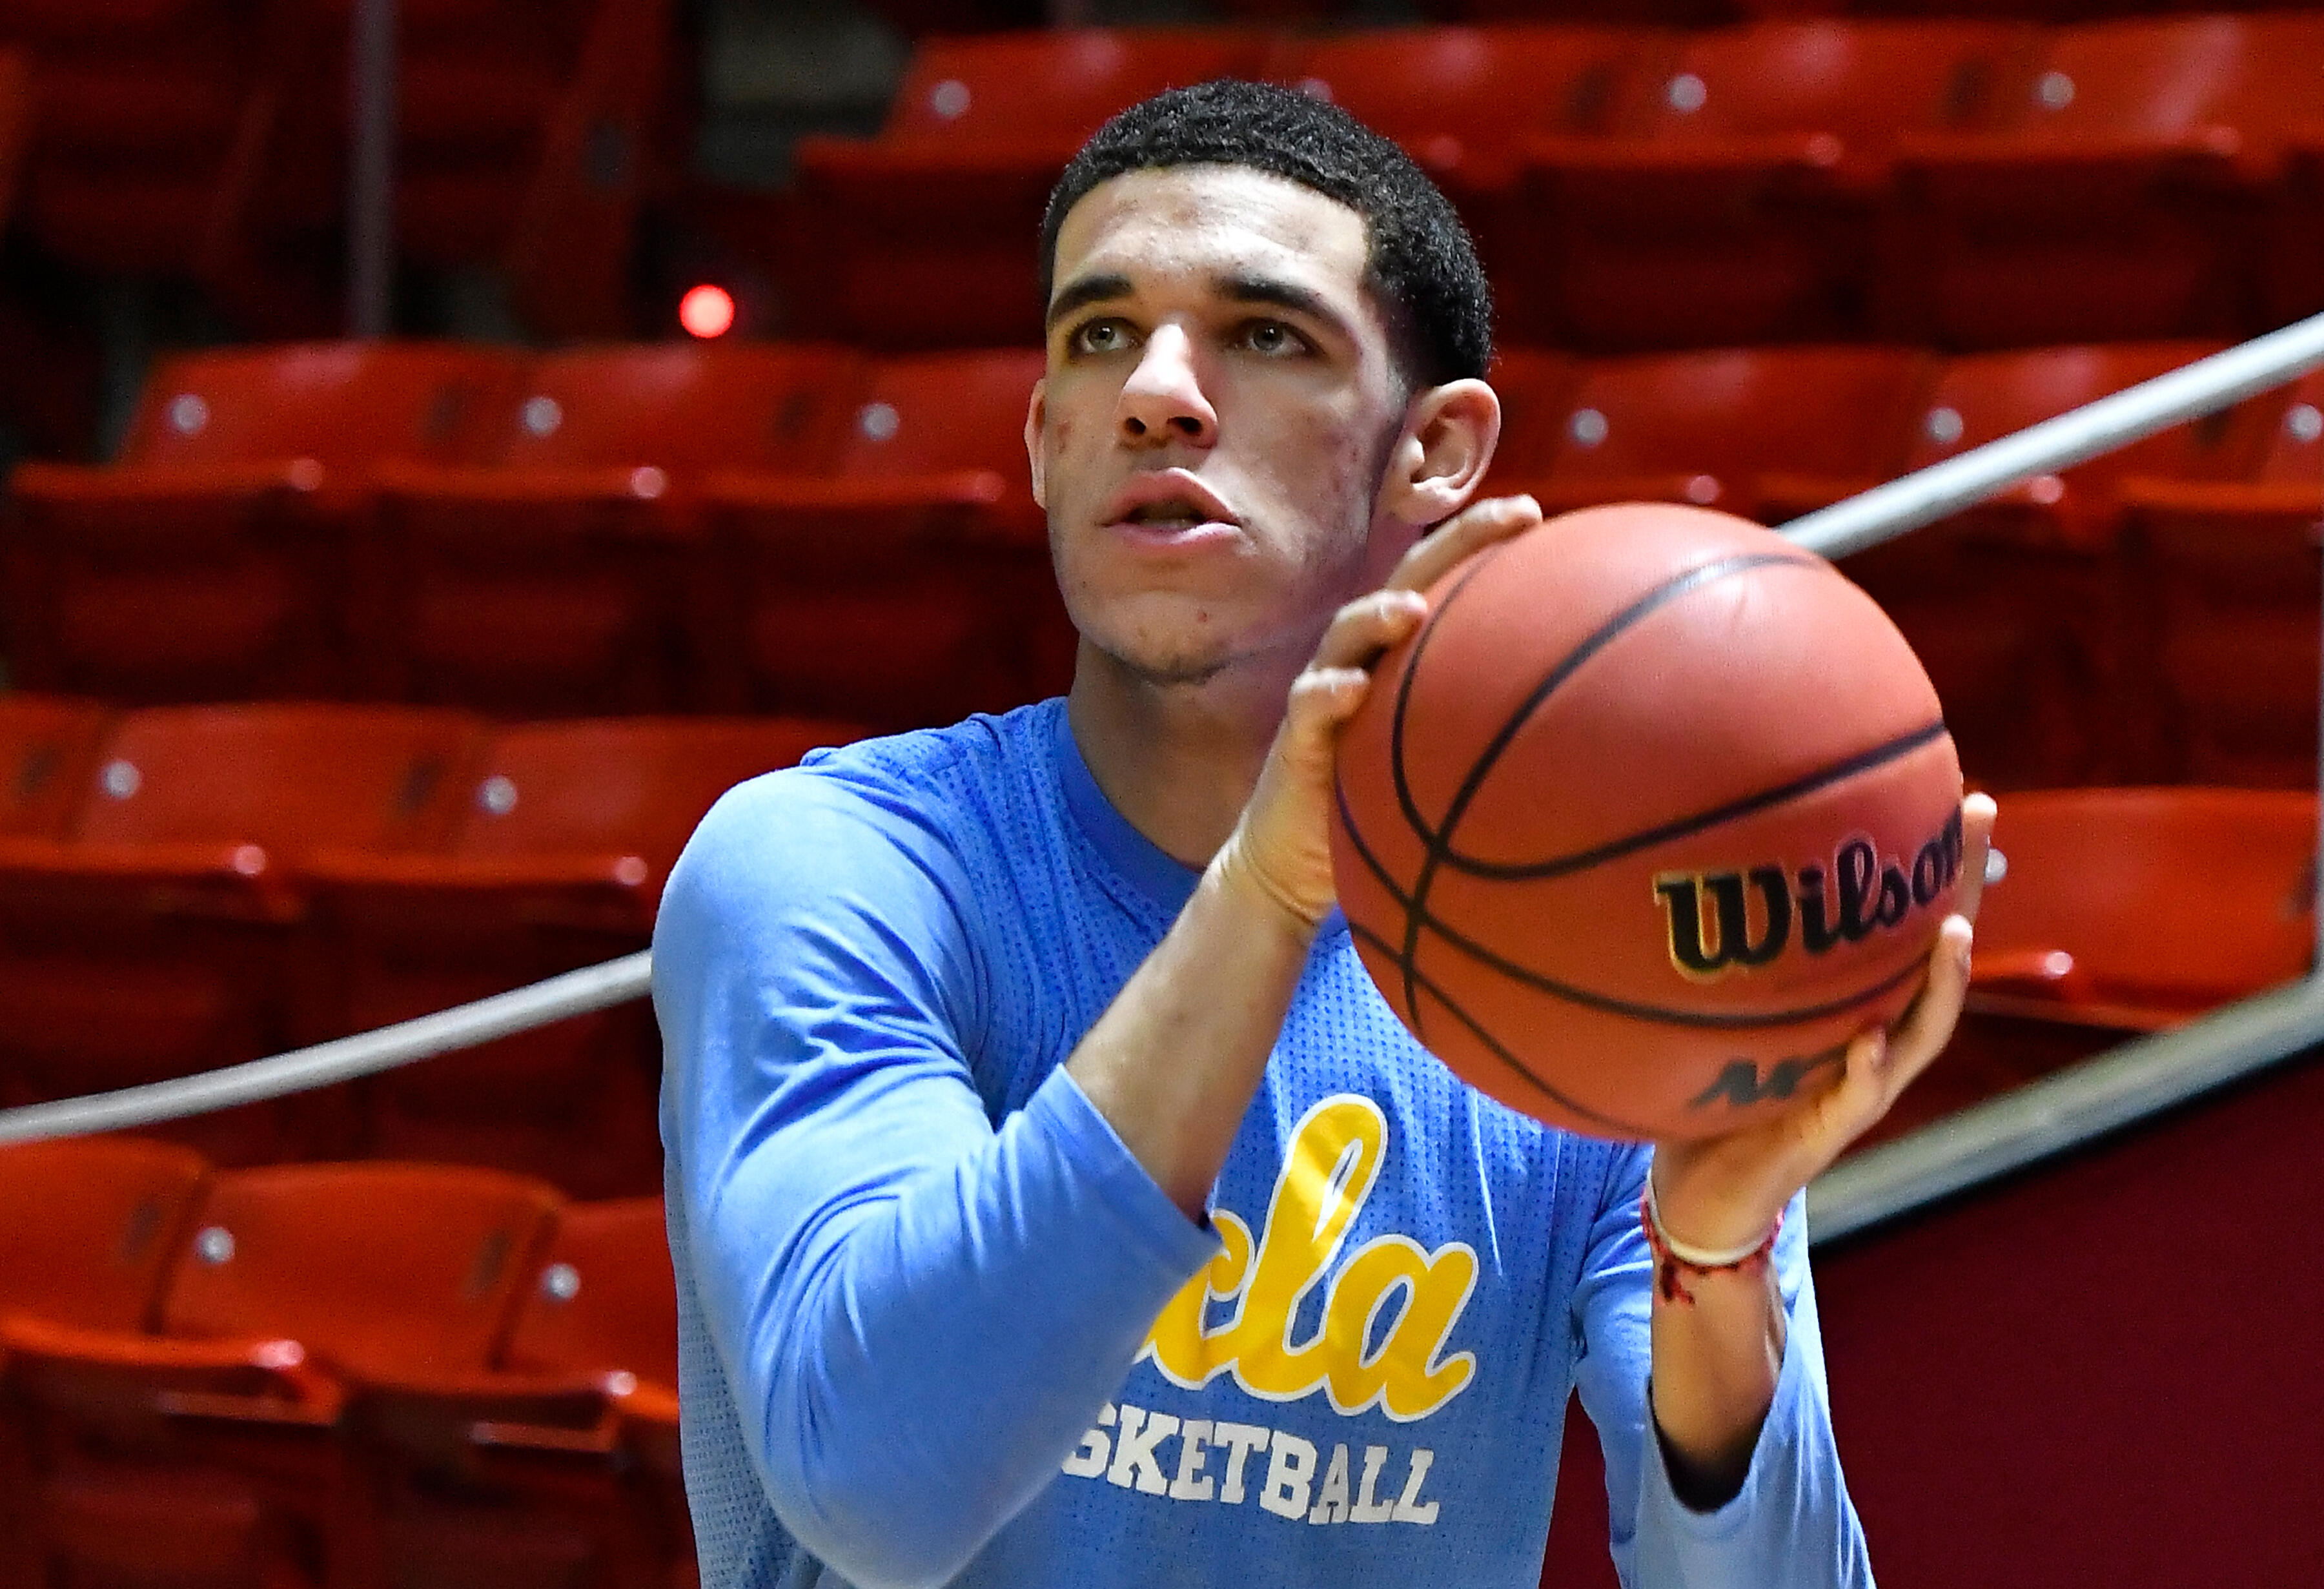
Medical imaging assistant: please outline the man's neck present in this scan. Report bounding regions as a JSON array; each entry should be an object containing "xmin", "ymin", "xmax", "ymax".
[{"xmin": 1066, "ymin": 640, "xmax": 1305, "ymax": 869}]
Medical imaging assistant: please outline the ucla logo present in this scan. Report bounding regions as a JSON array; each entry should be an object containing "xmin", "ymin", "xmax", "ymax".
[
  {"xmin": 1655, "ymin": 808, "xmax": 1964, "ymax": 980},
  {"xmin": 1139, "ymin": 1095, "xmax": 1478, "ymax": 1423}
]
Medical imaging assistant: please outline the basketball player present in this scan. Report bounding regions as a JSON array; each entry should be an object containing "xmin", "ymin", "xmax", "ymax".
[{"xmin": 655, "ymin": 80, "xmax": 1996, "ymax": 1588}]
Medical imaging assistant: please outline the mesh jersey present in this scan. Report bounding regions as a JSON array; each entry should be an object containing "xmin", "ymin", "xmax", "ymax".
[{"xmin": 654, "ymin": 697, "xmax": 1866, "ymax": 1589}]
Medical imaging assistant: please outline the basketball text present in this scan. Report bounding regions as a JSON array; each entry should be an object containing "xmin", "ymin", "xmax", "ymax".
[{"xmin": 1059, "ymin": 1400, "xmax": 1444, "ymax": 1527}]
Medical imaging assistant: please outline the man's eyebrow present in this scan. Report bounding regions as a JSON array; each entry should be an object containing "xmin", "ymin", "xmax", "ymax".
[
  {"xmin": 1219, "ymin": 274, "xmax": 1353, "ymax": 338},
  {"xmin": 1045, "ymin": 272, "xmax": 1134, "ymax": 331}
]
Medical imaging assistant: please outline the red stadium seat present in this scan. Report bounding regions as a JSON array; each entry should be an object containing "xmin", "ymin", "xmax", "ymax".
[
  {"xmin": 358, "ymin": 343, "xmax": 863, "ymax": 717},
  {"xmin": 343, "ymin": 1198, "xmax": 679, "ymax": 1589},
  {"xmin": 2119, "ymin": 373, "xmax": 2324, "ymax": 787},
  {"xmin": 0, "ymin": 1162, "xmax": 560, "ymax": 1589},
  {"xmin": 793, "ymin": 30, "xmax": 1271, "ymax": 347},
  {"xmin": 264, "ymin": 0, "xmax": 674, "ymax": 337},
  {"xmin": 1511, "ymin": 20, "xmax": 2033, "ymax": 348},
  {"xmin": 1489, "ymin": 344, "xmax": 1932, "ymax": 518},
  {"xmin": 1855, "ymin": 787, "xmax": 2318, "ymax": 1152},
  {"xmin": 700, "ymin": 349, "xmax": 1066, "ymax": 728},
  {"xmin": 0, "ymin": 704, "xmax": 486, "ymax": 1165},
  {"xmin": 1776, "ymin": 342, "xmax": 2245, "ymax": 789},
  {"xmin": 0, "ymin": 46, "xmax": 26, "ymax": 219},
  {"xmin": 3, "ymin": 342, "xmax": 525, "ymax": 702},
  {"xmin": 303, "ymin": 716, "xmax": 846, "ymax": 1193},
  {"xmin": 0, "ymin": 0, "xmax": 285, "ymax": 316},
  {"xmin": 504, "ymin": 1196, "xmax": 677, "ymax": 1384},
  {"xmin": 1970, "ymin": 788, "xmax": 2315, "ymax": 1030},
  {"xmin": 2265, "ymin": 123, "xmax": 2324, "ymax": 327},
  {"xmin": 1888, "ymin": 14, "xmax": 2324, "ymax": 348},
  {"xmin": 0, "ymin": 695, "xmax": 109, "ymax": 838},
  {"xmin": 1260, "ymin": 28, "xmax": 1651, "ymax": 341},
  {"xmin": 0, "ymin": 1137, "xmax": 209, "ymax": 1333},
  {"xmin": 1480, "ymin": 348, "xmax": 1580, "ymax": 489}
]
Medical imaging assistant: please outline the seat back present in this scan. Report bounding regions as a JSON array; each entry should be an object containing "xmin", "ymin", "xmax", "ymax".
[
  {"xmin": 0, "ymin": 695, "xmax": 111, "ymax": 838},
  {"xmin": 477, "ymin": 343, "xmax": 862, "ymax": 473},
  {"xmin": 0, "ymin": 1137, "xmax": 209, "ymax": 1332},
  {"xmin": 1505, "ymin": 346, "xmax": 1930, "ymax": 489},
  {"xmin": 1482, "ymin": 349, "xmax": 1581, "ymax": 484},
  {"xmin": 1904, "ymin": 342, "xmax": 2245, "ymax": 490},
  {"xmin": 2247, "ymin": 373, "xmax": 2324, "ymax": 485},
  {"xmin": 837, "ymin": 351, "xmax": 1048, "ymax": 495},
  {"xmin": 452, "ymin": 717, "xmax": 855, "ymax": 880},
  {"xmin": 502, "ymin": 1196, "xmax": 677, "ymax": 1384},
  {"xmin": 114, "ymin": 342, "xmax": 527, "ymax": 469},
  {"xmin": 1270, "ymin": 26, "xmax": 1647, "ymax": 149},
  {"xmin": 72, "ymin": 704, "xmax": 485, "ymax": 858},
  {"xmin": 881, "ymin": 29, "xmax": 1268, "ymax": 143},
  {"xmin": 1997, "ymin": 17, "xmax": 2250, "ymax": 145},
  {"xmin": 1624, "ymin": 20, "xmax": 2030, "ymax": 148},
  {"xmin": 1977, "ymin": 789, "xmax": 2315, "ymax": 1007},
  {"xmin": 161, "ymin": 1162, "xmax": 561, "ymax": 1375}
]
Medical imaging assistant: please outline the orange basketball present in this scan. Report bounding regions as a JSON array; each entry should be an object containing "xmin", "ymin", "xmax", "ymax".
[{"xmin": 1329, "ymin": 503, "xmax": 1964, "ymax": 1142}]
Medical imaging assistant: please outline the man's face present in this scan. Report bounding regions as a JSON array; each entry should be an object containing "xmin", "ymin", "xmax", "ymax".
[{"xmin": 1029, "ymin": 165, "xmax": 1420, "ymax": 688}]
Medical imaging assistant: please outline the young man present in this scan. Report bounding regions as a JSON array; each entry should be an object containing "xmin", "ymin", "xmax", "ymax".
[{"xmin": 655, "ymin": 81, "xmax": 1994, "ymax": 1589}]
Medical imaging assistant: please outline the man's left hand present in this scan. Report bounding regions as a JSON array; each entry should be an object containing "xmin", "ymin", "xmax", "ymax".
[{"xmin": 1648, "ymin": 791, "xmax": 2000, "ymax": 1271}]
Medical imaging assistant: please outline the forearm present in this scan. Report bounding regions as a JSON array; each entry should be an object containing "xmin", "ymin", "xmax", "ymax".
[
  {"xmin": 1649, "ymin": 1262, "xmax": 1786, "ymax": 1509},
  {"xmin": 748, "ymin": 1071, "xmax": 1215, "ymax": 1586},
  {"xmin": 1066, "ymin": 848, "xmax": 1320, "ymax": 1216}
]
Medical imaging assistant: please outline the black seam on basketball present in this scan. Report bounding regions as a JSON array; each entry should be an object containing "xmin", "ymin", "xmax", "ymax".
[
  {"xmin": 1336, "ymin": 775, "xmax": 1933, "ymax": 1031},
  {"xmin": 1444, "ymin": 720, "xmax": 1953, "ymax": 881},
  {"xmin": 1378, "ymin": 540, "xmax": 1508, "ymax": 1043},
  {"xmin": 1392, "ymin": 551, "xmax": 1821, "ymax": 1029},
  {"xmin": 1347, "ymin": 918, "xmax": 1662, "ymax": 1139},
  {"xmin": 1387, "ymin": 544, "xmax": 1507, "ymax": 851}
]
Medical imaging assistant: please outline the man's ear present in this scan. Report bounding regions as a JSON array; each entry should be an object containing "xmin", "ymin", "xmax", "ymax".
[
  {"xmin": 1024, "ymin": 378, "xmax": 1048, "ymax": 509},
  {"xmin": 1378, "ymin": 378, "xmax": 1501, "ymax": 528}
]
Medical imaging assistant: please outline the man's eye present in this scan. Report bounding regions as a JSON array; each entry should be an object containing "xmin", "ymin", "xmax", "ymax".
[
  {"xmin": 1241, "ymin": 321, "xmax": 1307, "ymax": 356},
  {"xmin": 1072, "ymin": 319, "xmax": 1133, "ymax": 354}
]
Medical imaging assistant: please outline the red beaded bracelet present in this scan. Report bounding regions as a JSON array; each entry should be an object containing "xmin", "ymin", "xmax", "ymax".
[{"xmin": 1639, "ymin": 1178, "xmax": 1782, "ymax": 1306}]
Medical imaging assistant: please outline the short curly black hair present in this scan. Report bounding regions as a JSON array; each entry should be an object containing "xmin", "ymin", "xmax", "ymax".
[{"xmin": 1041, "ymin": 79, "xmax": 1493, "ymax": 389}]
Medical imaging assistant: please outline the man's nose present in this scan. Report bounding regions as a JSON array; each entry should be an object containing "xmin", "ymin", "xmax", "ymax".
[{"xmin": 1117, "ymin": 325, "xmax": 1217, "ymax": 448}]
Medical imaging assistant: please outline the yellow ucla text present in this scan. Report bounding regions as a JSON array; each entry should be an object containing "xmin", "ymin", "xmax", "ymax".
[{"xmin": 1138, "ymin": 1094, "xmax": 1478, "ymax": 1422}]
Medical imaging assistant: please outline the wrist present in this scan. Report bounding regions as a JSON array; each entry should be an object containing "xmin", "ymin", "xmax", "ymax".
[
  {"xmin": 1642, "ymin": 1173, "xmax": 1782, "ymax": 1306},
  {"xmin": 1210, "ymin": 833, "xmax": 1329, "ymax": 940}
]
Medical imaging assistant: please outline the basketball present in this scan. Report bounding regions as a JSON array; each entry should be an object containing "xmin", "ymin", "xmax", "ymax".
[{"xmin": 1329, "ymin": 502, "xmax": 1965, "ymax": 1142}]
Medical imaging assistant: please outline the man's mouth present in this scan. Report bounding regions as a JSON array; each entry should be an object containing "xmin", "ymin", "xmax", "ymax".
[{"xmin": 1120, "ymin": 498, "xmax": 1216, "ymax": 531}]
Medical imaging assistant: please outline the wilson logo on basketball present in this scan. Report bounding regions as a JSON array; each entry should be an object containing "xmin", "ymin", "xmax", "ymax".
[{"xmin": 1654, "ymin": 808, "xmax": 1966, "ymax": 980}]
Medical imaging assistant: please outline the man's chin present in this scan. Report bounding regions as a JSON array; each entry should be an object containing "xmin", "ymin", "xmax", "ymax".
[{"xmin": 1089, "ymin": 635, "xmax": 1236, "ymax": 690}]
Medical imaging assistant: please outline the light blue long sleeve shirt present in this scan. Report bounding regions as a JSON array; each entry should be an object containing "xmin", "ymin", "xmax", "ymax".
[{"xmin": 654, "ymin": 697, "xmax": 1871, "ymax": 1589}]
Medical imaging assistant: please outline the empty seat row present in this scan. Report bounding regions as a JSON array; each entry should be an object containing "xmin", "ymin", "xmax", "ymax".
[
  {"xmin": 3, "ymin": 340, "xmax": 1070, "ymax": 726},
  {"xmin": 793, "ymin": 16, "xmax": 2324, "ymax": 351},
  {"xmin": 0, "ymin": 0, "xmax": 668, "ymax": 338},
  {"xmin": 0, "ymin": 699, "xmax": 856, "ymax": 1191},
  {"xmin": 0, "ymin": 1141, "xmax": 687, "ymax": 1589},
  {"xmin": 11, "ymin": 336, "xmax": 2320, "ymax": 787}
]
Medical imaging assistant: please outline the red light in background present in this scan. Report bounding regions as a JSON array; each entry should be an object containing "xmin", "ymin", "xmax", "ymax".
[{"xmin": 680, "ymin": 284, "xmax": 735, "ymax": 339}]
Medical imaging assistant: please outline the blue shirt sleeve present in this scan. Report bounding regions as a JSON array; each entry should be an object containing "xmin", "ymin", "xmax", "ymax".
[
  {"xmin": 653, "ymin": 768, "xmax": 1220, "ymax": 1589},
  {"xmin": 1569, "ymin": 1145, "xmax": 1872, "ymax": 1589}
]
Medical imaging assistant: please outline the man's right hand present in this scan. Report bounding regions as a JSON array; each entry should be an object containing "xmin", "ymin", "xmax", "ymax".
[{"xmin": 1216, "ymin": 494, "xmax": 1546, "ymax": 932}]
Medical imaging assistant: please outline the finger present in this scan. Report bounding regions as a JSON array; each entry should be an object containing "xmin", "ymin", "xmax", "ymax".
[
  {"xmin": 1813, "ymin": 1025, "xmax": 1899, "ymax": 1152},
  {"xmin": 1881, "ymin": 915, "xmax": 1977, "ymax": 1099},
  {"xmin": 1952, "ymin": 792, "xmax": 1999, "ymax": 923},
  {"xmin": 1385, "ymin": 494, "xmax": 1543, "ymax": 595},
  {"xmin": 1309, "ymin": 588, "xmax": 1428, "ymax": 673},
  {"xmin": 1273, "ymin": 666, "xmax": 1372, "ymax": 776}
]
